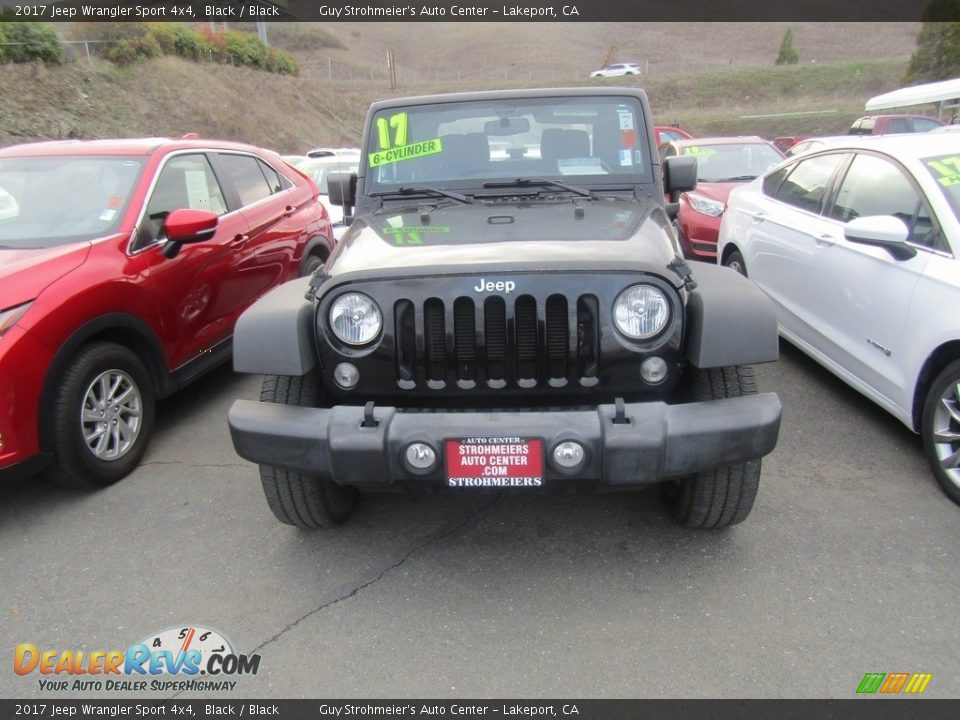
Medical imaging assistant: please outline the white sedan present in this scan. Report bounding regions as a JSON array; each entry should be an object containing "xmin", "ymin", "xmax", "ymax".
[
  {"xmin": 589, "ymin": 63, "xmax": 642, "ymax": 78},
  {"xmin": 718, "ymin": 134, "xmax": 960, "ymax": 505}
]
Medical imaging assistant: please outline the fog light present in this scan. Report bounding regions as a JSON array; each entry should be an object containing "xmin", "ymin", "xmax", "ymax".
[
  {"xmin": 552, "ymin": 441, "xmax": 585, "ymax": 470},
  {"xmin": 405, "ymin": 443, "xmax": 437, "ymax": 472},
  {"xmin": 333, "ymin": 363, "xmax": 359, "ymax": 389},
  {"xmin": 641, "ymin": 357, "xmax": 668, "ymax": 384}
]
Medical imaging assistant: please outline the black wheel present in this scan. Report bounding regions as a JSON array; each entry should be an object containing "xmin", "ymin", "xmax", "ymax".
[
  {"xmin": 258, "ymin": 374, "xmax": 359, "ymax": 528},
  {"xmin": 663, "ymin": 366, "xmax": 761, "ymax": 528},
  {"xmin": 922, "ymin": 359, "xmax": 960, "ymax": 506},
  {"xmin": 300, "ymin": 252, "xmax": 324, "ymax": 278},
  {"xmin": 724, "ymin": 249, "xmax": 747, "ymax": 277},
  {"xmin": 47, "ymin": 342, "xmax": 155, "ymax": 488}
]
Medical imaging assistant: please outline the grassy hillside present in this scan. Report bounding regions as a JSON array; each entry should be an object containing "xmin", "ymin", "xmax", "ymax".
[{"xmin": 0, "ymin": 22, "xmax": 922, "ymax": 152}]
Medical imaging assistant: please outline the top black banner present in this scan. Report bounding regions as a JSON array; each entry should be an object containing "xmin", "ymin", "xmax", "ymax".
[{"xmin": 1, "ymin": 0, "xmax": 949, "ymax": 23}]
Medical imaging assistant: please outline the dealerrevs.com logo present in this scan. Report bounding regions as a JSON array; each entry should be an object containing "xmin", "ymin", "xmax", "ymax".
[{"xmin": 14, "ymin": 626, "xmax": 260, "ymax": 692}]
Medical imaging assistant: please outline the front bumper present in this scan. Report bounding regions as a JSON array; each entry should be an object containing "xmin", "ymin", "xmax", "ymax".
[{"xmin": 228, "ymin": 394, "xmax": 782, "ymax": 488}]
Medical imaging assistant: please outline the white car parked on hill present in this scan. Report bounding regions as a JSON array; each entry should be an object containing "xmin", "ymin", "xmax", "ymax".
[
  {"xmin": 718, "ymin": 134, "xmax": 960, "ymax": 505},
  {"xmin": 590, "ymin": 63, "xmax": 642, "ymax": 78}
]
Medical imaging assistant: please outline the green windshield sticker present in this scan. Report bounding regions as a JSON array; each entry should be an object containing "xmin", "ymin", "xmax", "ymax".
[
  {"xmin": 376, "ymin": 112, "xmax": 409, "ymax": 149},
  {"xmin": 382, "ymin": 226, "xmax": 450, "ymax": 245},
  {"xmin": 685, "ymin": 146, "xmax": 716, "ymax": 156},
  {"xmin": 369, "ymin": 138, "xmax": 443, "ymax": 168},
  {"xmin": 927, "ymin": 156, "xmax": 960, "ymax": 187}
]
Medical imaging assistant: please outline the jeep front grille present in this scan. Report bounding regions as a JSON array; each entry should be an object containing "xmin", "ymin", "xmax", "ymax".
[{"xmin": 394, "ymin": 293, "xmax": 600, "ymax": 389}]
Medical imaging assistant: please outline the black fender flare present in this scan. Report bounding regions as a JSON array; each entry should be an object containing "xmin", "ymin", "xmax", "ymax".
[
  {"xmin": 233, "ymin": 277, "xmax": 317, "ymax": 377},
  {"xmin": 685, "ymin": 264, "xmax": 779, "ymax": 368}
]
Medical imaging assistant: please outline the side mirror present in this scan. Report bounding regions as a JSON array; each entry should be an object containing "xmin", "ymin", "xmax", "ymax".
[
  {"xmin": 161, "ymin": 208, "xmax": 219, "ymax": 259},
  {"xmin": 326, "ymin": 171, "xmax": 357, "ymax": 227},
  {"xmin": 663, "ymin": 156, "xmax": 697, "ymax": 203},
  {"xmin": 844, "ymin": 215, "xmax": 917, "ymax": 261}
]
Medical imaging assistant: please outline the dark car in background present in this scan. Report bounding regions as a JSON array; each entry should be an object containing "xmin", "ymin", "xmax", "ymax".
[
  {"xmin": 658, "ymin": 136, "xmax": 784, "ymax": 261},
  {"xmin": 0, "ymin": 137, "xmax": 333, "ymax": 488}
]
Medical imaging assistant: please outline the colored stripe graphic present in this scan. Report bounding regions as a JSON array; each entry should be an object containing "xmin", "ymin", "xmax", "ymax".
[
  {"xmin": 857, "ymin": 673, "xmax": 885, "ymax": 694},
  {"xmin": 904, "ymin": 673, "xmax": 933, "ymax": 694},
  {"xmin": 857, "ymin": 672, "xmax": 932, "ymax": 694},
  {"xmin": 879, "ymin": 672, "xmax": 909, "ymax": 693}
]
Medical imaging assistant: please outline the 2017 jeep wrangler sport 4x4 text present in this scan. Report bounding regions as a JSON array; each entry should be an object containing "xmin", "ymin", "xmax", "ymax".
[{"xmin": 227, "ymin": 88, "xmax": 782, "ymax": 530}]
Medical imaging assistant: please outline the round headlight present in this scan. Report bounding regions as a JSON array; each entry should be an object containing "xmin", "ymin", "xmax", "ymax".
[
  {"xmin": 613, "ymin": 285, "xmax": 670, "ymax": 340},
  {"xmin": 329, "ymin": 293, "xmax": 382, "ymax": 346}
]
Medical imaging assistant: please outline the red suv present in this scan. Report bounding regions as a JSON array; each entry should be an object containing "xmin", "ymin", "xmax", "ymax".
[{"xmin": 0, "ymin": 137, "xmax": 333, "ymax": 487}]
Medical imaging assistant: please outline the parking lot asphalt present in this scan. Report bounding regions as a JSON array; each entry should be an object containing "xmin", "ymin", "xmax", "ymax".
[{"xmin": 2, "ymin": 340, "xmax": 958, "ymax": 700}]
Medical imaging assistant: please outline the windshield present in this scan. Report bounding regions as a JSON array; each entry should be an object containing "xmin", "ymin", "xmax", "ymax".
[
  {"xmin": 364, "ymin": 95, "xmax": 652, "ymax": 192},
  {"xmin": 682, "ymin": 143, "xmax": 783, "ymax": 182},
  {"xmin": 0, "ymin": 155, "xmax": 145, "ymax": 249}
]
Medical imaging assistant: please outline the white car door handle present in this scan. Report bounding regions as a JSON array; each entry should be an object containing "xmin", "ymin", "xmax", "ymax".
[
  {"xmin": 815, "ymin": 233, "xmax": 835, "ymax": 247},
  {"xmin": 747, "ymin": 210, "xmax": 766, "ymax": 222}
]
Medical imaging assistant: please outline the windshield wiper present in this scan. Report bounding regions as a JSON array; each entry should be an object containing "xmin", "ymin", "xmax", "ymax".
[
  {"xmin": 710, "ymin": 175, "xmax": 757, "ymax": 183},
  {"xmin": 482, "ymin": 177, "xmax": 598, "ymax": 199},
  {"xmin": 370, "ymin": 186, "xmax": 472, "ymax": 203}
]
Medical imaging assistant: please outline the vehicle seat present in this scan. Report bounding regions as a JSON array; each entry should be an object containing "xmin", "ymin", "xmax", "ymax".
[
  {"xmin": 540, "ymin": 129, "xmax": 592, "ymax": 172},
  {"xmin": 440, "ymin": 133, "xmax": 490, "ymax": 178}
]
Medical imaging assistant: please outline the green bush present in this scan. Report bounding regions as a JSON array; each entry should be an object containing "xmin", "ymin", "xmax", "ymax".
[
  {"xmin": 0, "ymin": 21, "xmax": 64, "ymax": 64},
  {"xmin": 0, "ymin": 23, "xmax": 6, "ymax": 63},
  {"xmin": 268, "ymin": 48, "xmax": 299, "ymax": 76},
  {"xmin": 104, "ymin": 34, "xmax": 161, "ymax": 65},
  {"xmin": 221, "ymin": 29, "xmax": 270, "ymax": 69},
  {"xmin": 775, "ymin": 28, "xmax": 799, "ymax": 66},
  {"xmin": 144, "ymin": 23, "xmax": 178, "ymax": 55},
  {"xmin": 172, "ymin": 23, "xmax": 207, "ymax": 61},
  {"xmin": 63, "ymin": 21, "xmax": 294, "ymax": 74}
]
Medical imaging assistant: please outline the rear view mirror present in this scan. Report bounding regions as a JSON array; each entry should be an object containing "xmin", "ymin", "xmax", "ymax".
[
  {"xmin": 161, "ymin": 208, "xmax": 218, "ymax": 259},
  {"xmin": 844, "ymin": 215, "xmax": 916, "ymax": 260},
  {"xmin": 483, "ymin": 117, "xmax": 531, "ymax": 136},
  {"xmin": 663, "ymin": 156, "xmax": 697, "ymax": 202}
]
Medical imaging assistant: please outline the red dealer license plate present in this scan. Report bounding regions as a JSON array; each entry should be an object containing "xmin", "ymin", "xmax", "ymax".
[{"xmin": 445, "ymin": 437, "xmax": 544, "ymax": 488}]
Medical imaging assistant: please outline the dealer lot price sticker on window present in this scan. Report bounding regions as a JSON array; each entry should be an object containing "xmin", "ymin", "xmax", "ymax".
[{"xmin": 445, "ymin": 437, "xmax": 544, "ymax": 488}]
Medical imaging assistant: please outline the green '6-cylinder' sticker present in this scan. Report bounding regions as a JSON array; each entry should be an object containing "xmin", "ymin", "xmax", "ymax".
[{"xmin": 369, "ymin": 138, "xmax": 443, "ymax": 168}]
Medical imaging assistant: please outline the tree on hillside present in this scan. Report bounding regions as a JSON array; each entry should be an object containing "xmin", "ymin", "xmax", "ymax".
[
  {"xmin": 905, "ymin": 0, "xmax": 960, "ymax": 83},
  {"xmin": 775, "ymin": 29, "xmax": 799, "ymax": 65}
]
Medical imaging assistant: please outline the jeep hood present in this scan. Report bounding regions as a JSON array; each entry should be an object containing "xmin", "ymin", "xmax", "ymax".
[{"xmin": 326, "ymin": 197, "xmax": 678, "ymax": 278}]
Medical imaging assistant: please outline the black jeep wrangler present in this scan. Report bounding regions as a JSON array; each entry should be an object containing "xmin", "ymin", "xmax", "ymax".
[{"xmin": 228, "ymin": 88, "xmax": 782, "ymax": 529}]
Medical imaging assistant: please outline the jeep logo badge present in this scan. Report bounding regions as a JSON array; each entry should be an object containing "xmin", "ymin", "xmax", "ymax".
[{"xmin": 474, "ymin": 278, "xmax": 516, "ymax": 294}]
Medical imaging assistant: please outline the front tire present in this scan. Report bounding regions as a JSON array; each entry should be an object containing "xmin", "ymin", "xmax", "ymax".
[
  {"xmin": 47, "ymin": 342, "xmax": 155, "ymax": 488},
  {"xmin": 258, "ymin": 374, "xmax": 359, "ymax": 528},
  {"xmin": 724, "ymin": 249, "xmax": 747, "ymax": 277},
  {"xmin": 663, "ymin": 366, "xmax": 762, "ymax": 528},
  {"xmin": 922, "ymin": 359, "xmax": 960, "ymax": 505},
  {"xmin": 300, "ymin": 252, "xmax": 324, "ymax": 278}
]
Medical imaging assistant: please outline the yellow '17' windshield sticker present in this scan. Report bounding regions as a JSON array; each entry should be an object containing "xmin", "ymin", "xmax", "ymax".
[
  {"xmin": 927, "ymin": 156, "xmax": 960, "ymax": 187},
  {"xmin": 369, "ymin": 138, "xmax": 443, "ymax": 168},
  {"xmin": 684, "ymin": 146, "xmax": 716, "ymax": 156}
]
